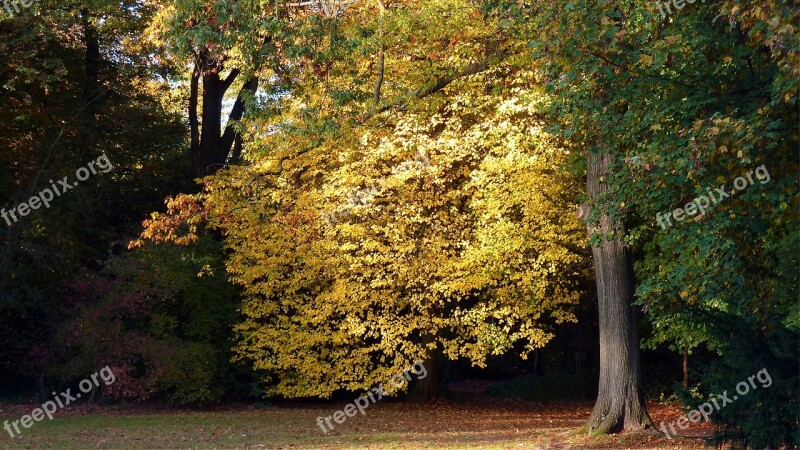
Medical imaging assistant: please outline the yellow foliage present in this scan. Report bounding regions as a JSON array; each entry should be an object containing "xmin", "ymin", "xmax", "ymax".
[
  {"xmin": 138, "ymin": 0, "xmax": 589, "ymax": 397},
  {"xmin": 221, "ymin": 73, "xmax": 588, "ymax": 397}
]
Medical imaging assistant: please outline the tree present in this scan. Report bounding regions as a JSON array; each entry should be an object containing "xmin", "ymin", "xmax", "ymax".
[
  {"xmin": 142, "ymin": 78, "xmax": 588, "ymax": 399},
  {"xmin": 47, "ymin": 238, "xmax": 242, "ymax": 405},
  {"xmin": 578, "ymin": 149, "xmax": 651, "ymax": 433},
  {"xmin": 147, "ymin": 0, "xmax": 283, "ymax": 177},
  {"xmin": 137, "ymin": 0, "xmax": 589, "ymax": 400},
  {"xmin": 524, "ymin": 0, "xmax": 798, "ymax": 440},
  {"xmin": 521, "ymin": 0, "xmax": 657, "ymax": 433}
]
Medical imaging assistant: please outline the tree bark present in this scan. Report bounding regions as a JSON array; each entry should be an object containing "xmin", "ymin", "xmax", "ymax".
[
  {"xmin": 189, "ymin": 41, "xmax": 269, "ymax": 178},
  {"xmin": 195, "ymin": 67, "xmax": 224, "ymax": 177},
  {"xmin": 189, "ymin": 63, "xmax": 200, "ymax": 161},
  {"xmin": 408, "ymin": 335, "xmax": 439, "ymax": 402},
  {"xmin": 408, "ymin": 352, "xmax": 438, "ymax": 402},
  {"xmin": 582, "ymin": 148, "xmax": 653, "ymax": 435},
  {"xmin": 220, "ymin": 76, "xmax": 259, "ymax": 164},
  {"xmin": 683, "ymin": 346, "xmax": 689, "ymax": 388}
]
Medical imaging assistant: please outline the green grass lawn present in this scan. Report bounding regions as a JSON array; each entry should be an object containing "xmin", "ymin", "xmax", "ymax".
[{"xmin": 0, "ymin": 401, "xmax": 712, "ymax": 449}]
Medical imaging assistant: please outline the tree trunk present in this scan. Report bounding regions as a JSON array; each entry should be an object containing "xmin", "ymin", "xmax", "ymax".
[
  {"xmin": 189, "ymin": 52, "xmax": 261, "ymax": 178},
  {"xmin": 189, "ymin": 63, "xmax": 200, "ymax": 164},
  {"xmin": 582, "ymin": 148, "xmax": 653, "ymax": 435},
  {"xmin": 220, "ymin": 76, "xmax": 259, "ymax": 164},
  {"xmin": 81, "ymin": 8, "xmax": 101, "ymax": 116},
  {"xmin": 408, "ymin": 352, "xmax": 438, "ymax": 402},
  {"xmin": 195, "ymin": 69, "xmax": 224, "ymax": 177},
  {"xmin": 408, "ymin": 335, "xmax": 439, "ymax": 402},
  {"xmin": 683, "ymin": 346, "xmax": 689, "ymax": 388}
]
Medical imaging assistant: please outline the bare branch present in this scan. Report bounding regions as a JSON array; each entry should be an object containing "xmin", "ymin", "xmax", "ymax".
[
  {"xmin": 359, "ymin": 51, "xmax": 508, "ymax": 123},
  {"xmin": 373, "ymin": 52, "xmax": 385, "ymax": 103}
]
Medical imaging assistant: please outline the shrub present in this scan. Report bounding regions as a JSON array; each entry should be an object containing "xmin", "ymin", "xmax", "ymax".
[{"xmin": 46, "ymin": 237, "xmax": 248, "ymax": 405}]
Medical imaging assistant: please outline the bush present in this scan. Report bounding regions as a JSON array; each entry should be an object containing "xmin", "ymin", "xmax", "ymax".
[
  {"xmin": 685, "ymin": 225, "xmax": 799, "ymax": 449},
  {"xmin": 44, "ymin": 237, "xmax": 250, "ymax": 405},
  {"xmin": 688, "ymin": 329, "xmax": 799, "ymax": 449}
]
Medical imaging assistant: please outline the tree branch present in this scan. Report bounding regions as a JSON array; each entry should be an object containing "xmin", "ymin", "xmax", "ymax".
[
  {"xmin": 220, "ymin": 76, "xmax": 260, "ymax": 162},
  {"xmin": 221, "ymin": 68, "xmax": 241, "ymax": 92},
  {"xmin": 189, "ymin": 63, "xmax": 200, "ymax": 156},
  {"xmin": 359, "ymin": 51, "xmax": 507, "ymax": 123},
  {"xmin": 373, "ymin": 52, "xmax": 385, "ymax": 103}
]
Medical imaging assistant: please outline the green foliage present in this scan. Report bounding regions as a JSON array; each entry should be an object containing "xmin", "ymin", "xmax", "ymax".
[
  {"xmin": 687, "ymin": 221, "xmax": 800, "ymax": 448},
  {"xmin": 685, "ymin": 335, "xmax": 799, "ymax": 449},
  {"xmin": 149, "ymin": 0, "xmax": 284, "ymax": 66},
  {"xmin": 522, "ymin": 0, "xmax": 798, "ymax": 445},
  {"xmin": 0, "ymin": 0, "xmax": 191, "ymax": 387},
  {"xmin": 48, "ymin": 238, "xmax": 244, "ymax": 405}
]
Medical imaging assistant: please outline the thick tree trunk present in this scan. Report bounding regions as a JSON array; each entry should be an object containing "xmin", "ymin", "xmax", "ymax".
[
  {"xmin": 195, "ymin": 70, "xmax": 224, "ymax": 177},
  {"xmin": 408, "ymin": 351, "xmax": 438, "ymax": 402},
  {"xmin": 582, "ymin": 149, "xmax": 653, "ymax": 435},
  {"xmin": 189, "ymin": 36, "xmax": 273, "ymax": 178},
  {"xmin": 189, "ymin": 53, "xmax": 260, "ymax": 178},
  {"xmin": 408, "ymin": 335, "xmax": 439, "ymax": 402}
]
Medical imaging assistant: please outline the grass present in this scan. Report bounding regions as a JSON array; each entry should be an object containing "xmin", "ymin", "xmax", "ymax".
[{"xmin": 0, "ymin": 400, "xmax": 714, "ymax": 449}]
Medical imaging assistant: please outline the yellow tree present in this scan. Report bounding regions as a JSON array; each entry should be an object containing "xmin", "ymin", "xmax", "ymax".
[{"xmin": 137, "ymin": 0, "xmax": 589, "ymax": 399}]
